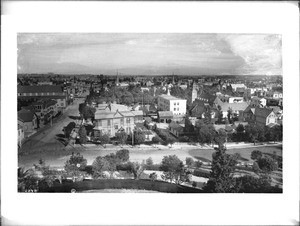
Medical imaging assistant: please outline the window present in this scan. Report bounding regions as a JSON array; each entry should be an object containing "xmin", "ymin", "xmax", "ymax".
[
  {"xmin": 177, "ymin": 102, "xmax": 179, "ymax": 105},
  {"xmin": 107, "ymin": 119, "xmax": 111, "ymax": 126},
  {"xmin": 126, "ymin": 118, "xmax": 130, "ymax": 124},
  {"xmin": 98, "ymin": 120, "xmax": 102, "ymax": 126},
  {"xmin": 108, "ymin": 130, "xmax": 111, "ymax": 135},
  {"xmin": 174, "ymin": 103, "xmax": 176, "ymax": 105},
  {"xmin": 121, "ymin": 118, "xmax": 124, "ymax": 125},
  {"xmin": 115, "ymin": 124, "xmax": 118, "ymax": 130},
  {"xmin": 174, "ymin": 108, "xmax": 176, "ymax": 111},
  {"xmin": 177, "ymin": 107, "xmax": 179, "ymax": 111}
]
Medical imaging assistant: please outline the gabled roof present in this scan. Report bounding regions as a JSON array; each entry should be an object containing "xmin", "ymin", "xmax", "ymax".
[
  {"xmin": 254, "ymin": 107, "xmax": 273, "ymax": 118},
  {"xmin": 215, "ymin": 98, "xmax": 249, "ymax": 112}
]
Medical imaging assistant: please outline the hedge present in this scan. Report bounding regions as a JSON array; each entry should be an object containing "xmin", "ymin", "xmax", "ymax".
[
  {"xmin": 193, "ymin": 169, "xmax": 211, "ymax": 178},
  {"xmin": 38, "ymin": 179, "xmax": 204, "ymax": 193}
]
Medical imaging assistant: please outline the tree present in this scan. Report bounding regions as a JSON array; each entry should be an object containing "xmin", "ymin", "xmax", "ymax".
[
  {"xmin": 98, "ymin": 133, "xmax": 110, "ymax": 147},
  {"xmin": 152, "ymin": 136, "xmax": 161, "ymax": 145},
  {"xmin": 128, "ymin": 162, "xmax": 144, "ymax": 179},
  {"xmin": 217, "ymin": 105, "xmax": 223, "ymax": 124},
  {"xmin": 18, "ymin": 167, "xmax": 39, "ymax": 192},
  {"xmin": 116, "ymin": 149, "xmax": 130, "ymax": 163},
  {"xmin": 146, "ymin": 157, "xmax": 154, "ymax": 166},
  {"xmin": 134, "ymin": 130, "xmax": 145, "ymax": 145},
  {"xmin": 160, "ymin": 155, "xmax": 184, "ymax": 183},
  {"xmin": 234, "ymin": 175, "xmax": 276, "ymax": 193},
  {"xmin": 245, "ymin": 124, "xmax": 259, "ymax": 145},
  {"xmin": 92, "ymin": 156, "xmax": 110, "ymax": 179},
  {"xmin": 185, "ymin": 157, "xmax": 194, "ymax": 167},
  {"xmin": 149, "ymin": 172, "xmax": 158, "ymax": 181},
  {"xmin": 64, "ymin": 153, "xmax": 88, "ymax": 181},
  {"xmin": 121, "ymin": 92, "xmax": 134, "ymax": 106},
  {"xmin": 195, "ymin": 121, "xmax": 216, "ymax": 145},
  {"xmin": 115, "ymin": 131, "xmax": 128, "ymax": 146},
  {"xmin": 257, "ymin": 156, "xmax": 278, "ymax": 173},
  {"xmin": 64, "ymin": 122, "xmax": 76, "ymax": 138},
  {"xmin": 252, "ymin": 161, "xmax": 260, "ymax": 174},
  {"xmin": 203, "ymin": 143, "xmax": 238, "ymax": 193},
  {"xmin": 227, "ymin": 107, "xmax": 233, "ymax": 123},
  {"xmin": 251, "ymin": 150, "xmax": 263, "ymax": 160},
  {"xmin": 214, "ymin": 128, "xmax": 227, "ymax": 147},
  {"xmin": 78, "ymin": 126, "xmax": 87, "ymax": 144},
  {"xmin": 235, "ymin": 124, "xmax": 245, "ymax": 142},
  {"xmin": 65, "ymin": 153, "xmax": 87, "ymax": 171}
]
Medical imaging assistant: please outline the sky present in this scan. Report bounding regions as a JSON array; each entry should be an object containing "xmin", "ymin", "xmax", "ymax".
[{"xmin": 17, "ymin": 33, "xmax": 282, "ymax": 76}]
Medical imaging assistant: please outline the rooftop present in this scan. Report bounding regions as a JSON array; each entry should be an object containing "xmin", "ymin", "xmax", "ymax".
[{"xmin": 159, "ymin": 94, "xmax": 185, "ymax": 101}]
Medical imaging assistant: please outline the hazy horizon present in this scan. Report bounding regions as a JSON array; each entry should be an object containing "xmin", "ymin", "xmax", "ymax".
[{"xmin": 18, "ymin": 33, "xmax": 282, "ymax": 76}]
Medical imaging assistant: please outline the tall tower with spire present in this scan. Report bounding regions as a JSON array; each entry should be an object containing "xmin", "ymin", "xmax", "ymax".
[{"xmin": 191, "ymin": 82, "xmax": 197, "ymax": 103}]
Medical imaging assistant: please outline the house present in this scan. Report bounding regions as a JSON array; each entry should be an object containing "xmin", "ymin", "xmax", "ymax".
[
  {"xmin": 250, "ymin": 96, "xmax": 267, "ymax": 107},
  {"xmin": 157, "ymin": 90, "xmax": 187, "ymax": 116},
  {"xmin": 243, "ymin": 105, "xmax": 256, "ymax": 122},
  {"xmin": 254, "ymin": 107, "xmax": 278, "ymax": 126},
  {"xmin": 228, "ymin": 97, "xmax": 244, "ymax": 104},
  {"xmin": 169, "ymin": 122, "xmax": 184, "ymax": 138},
  {"xmin": 32, "ymin": 99, "xmax": 59, "ymax": 126},
  {"xmin": 18, "ymin": 109, "xmax": 38, "ymax": 136},
  {"xmin": 214, "ymin": 97, "xmax": 249, "ymax": 118},
  {"xmin": 93, "ymin": 103, "xmax": 136, "ymax": 138},
  {"xmin": 230, "ymin": 83, "xmax": 247, "ymax": 92},
  {"xmin": 158, "ymin": 111, "xmax": 173, "ymax": 123}
]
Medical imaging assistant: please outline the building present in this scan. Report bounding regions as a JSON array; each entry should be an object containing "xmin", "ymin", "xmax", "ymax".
[
  {"xmin": 250, "ymin": 96, "xmax": 267, "ymax": 107},
  {"xmin": 158, "ymin": 111, "xmax": 174, "ymax": 123},
  {"xmin": 230, "ymin": 83, "xmax": 247, "ymax": 91},
  {"xmin": 191, "ymin": 83, "xmax": 198, "ymax": 103},
  {"xmin": 93, "ymin": 104, "xmax": 140, "ymax": 137},
  {"xmin": 254, "ymin": 107, "xmax": 278, "ymax": 126},
  {"xmin": 18, "ymin": 109, "xmax": 38, "ymax": 137},
  {"xmin": 157, "ymin": 90, "xmax": 187, "ymax": 116},
  {"xmin": 214, "ymin": 97, "xmax": 249, "ymax": 118},
  {"xmin": 32, "ymin": 99, "xmax": 58, "ymax": 126},
  {"xmin": 228, "ymin": 97, "xmax": 244, "ymax": 103},
  {"xmin": 169, "ymin": 122, "xmax": 184, "ymax": 138},
  {"xmin": 17, "ymin": 85, "xmax": 68, "ymax": 109}
]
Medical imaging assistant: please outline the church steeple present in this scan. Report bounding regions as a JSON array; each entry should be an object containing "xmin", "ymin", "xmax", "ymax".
[{"xmin": 191, "ymin": 82, "xmax": 197, "ymax": 103}]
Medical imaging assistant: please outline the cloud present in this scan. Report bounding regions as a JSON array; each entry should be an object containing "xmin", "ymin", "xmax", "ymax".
[{"xmin": 220, "ymin": 34, "xmax": 282, "ymax": 75}]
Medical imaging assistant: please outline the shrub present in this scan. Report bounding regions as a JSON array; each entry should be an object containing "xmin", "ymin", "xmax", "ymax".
[
  {"xmin": 185, "ymin": 157, "xmax": 194, "ymax": 167},
  {"xmin": 146, "ymin": 157, "xmax": 154, "ymax": 166},
  {"xmin": 192, "ymin": 169, "xmax": 210, "ymax": 178},
  {"xmin": 194, "ymin": 161, "xmax": 203, "ymax": 169}
]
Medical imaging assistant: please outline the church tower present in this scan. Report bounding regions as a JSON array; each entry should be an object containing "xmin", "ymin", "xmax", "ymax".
[{"xmin": 191, "ymin": 82, "xmax": 197, "ymax": 103}]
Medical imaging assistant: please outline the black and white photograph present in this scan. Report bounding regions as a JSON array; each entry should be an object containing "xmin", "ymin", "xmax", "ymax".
[
  {"xmin": 17, "ymin": 33, "xmax": 283, "ymax": 193},
  {"xmin": 1, "ymin": 1, "xmax": 299, "ymax": 226}
]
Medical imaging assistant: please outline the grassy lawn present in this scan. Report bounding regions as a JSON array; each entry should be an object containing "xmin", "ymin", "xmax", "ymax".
[{"xmin": 188, "ymin": 145, "xmax": 282, "ymax": 163}]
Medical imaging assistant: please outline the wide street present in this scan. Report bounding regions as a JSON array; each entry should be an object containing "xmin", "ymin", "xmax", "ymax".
[{"xmin": 19, "ymin": 98, "xmax": 85, "ymax": 154}]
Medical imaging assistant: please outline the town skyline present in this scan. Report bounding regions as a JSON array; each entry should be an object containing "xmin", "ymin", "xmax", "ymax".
[{"xmin": 18, "ymin": 33, "xmax": 282, "ymax": 76}]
